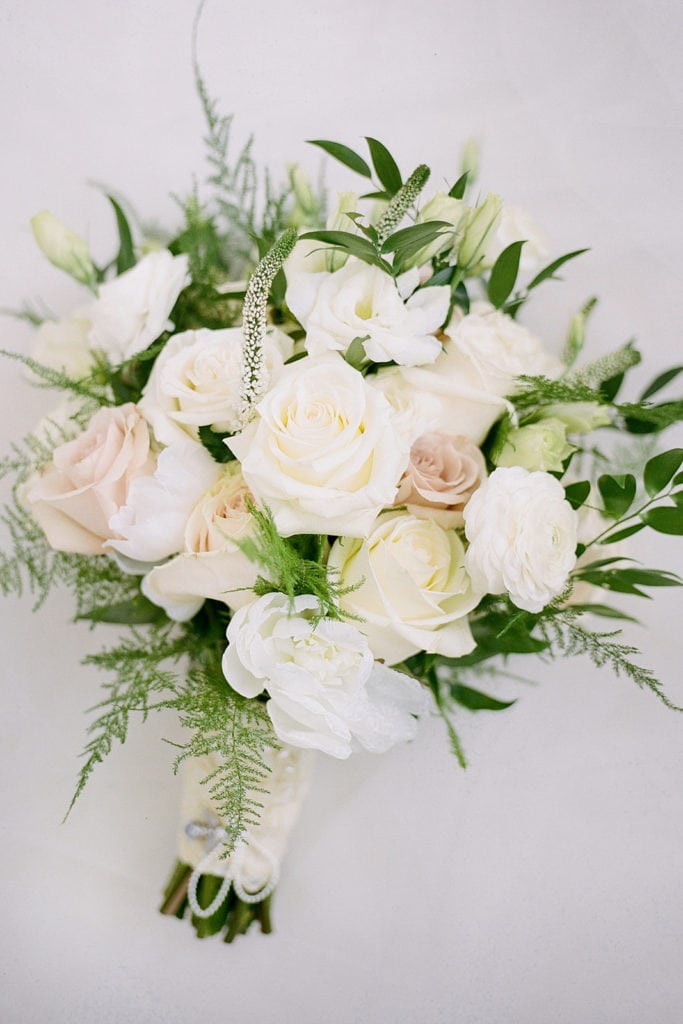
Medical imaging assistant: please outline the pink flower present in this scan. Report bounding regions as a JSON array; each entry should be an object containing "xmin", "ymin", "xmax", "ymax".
[{"xmin": 394, "ymin": 432, "xmax": 486, "ymax": 527}]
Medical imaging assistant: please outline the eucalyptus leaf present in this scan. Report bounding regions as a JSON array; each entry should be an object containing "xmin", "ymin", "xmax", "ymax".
[
  {"xmin": 643, "ymin": 448, "xmax": 683, "ymax": 497},
  {"xmin": 641, "ymin": 507, "xmax": 683, "ymax": 535},
  {"xmin": 307, "ymin": 139, "xmax": 372, "ymax": 178},
  {"xmin": 597, "ymin": 473, "xmax": 636, "ymax": 518},
  {"xmin": 487, "ymin": 241, "xmax": 525, "ymax": 308},
  {"xmin": 526, "ymin": 248, "xmax": 589, "ymax": 291},
  {"xmin": 365, "ymin": 137, "xmax": 402, "ymax": 195},
  {"xmin": 450, "ymin": 682, "xmax": 516, "ymax": 712}
]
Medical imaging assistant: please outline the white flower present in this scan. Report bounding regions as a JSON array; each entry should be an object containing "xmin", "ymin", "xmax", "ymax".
[
  {"xmin": 228, "ymin": 354, "xmax": 409, "ymax": 538},
  {"xmin": 139, "ymin": 325, "xmax": 293, "ymax": 446},
  {"xmin": 463, "ymin": 466, "xmax": 579, "ymax": 613},
  {"xmin": 222, "ymin": 593, "xmax": 428, "ymax": 758},
  {"xmin": 31, "ymin": 211, "xmax": 96, "ymax": 287},
  {"xmin": 141, "ymin": 463, "xmax": 259, "ymax": 620},
  {"xmin": 492, "ymin": 418, "xmax": 575, "ymax": 472},
  {"xmin": 458, "ymin": 194, "xmax": 503, "ymax": 269},
  {"xmin": 31, "ymin": 308, "xmax": 95, "ymax": 380},
  {"xmin": 483, "ymin": 204, "xmax": 549, "ymax": 276},
  {"xmin": 369, "ymin": 365, "xmax": 443, "ymax": 445},
  {"xmin": 328, "ymin": 510, "xmax": 481, "ymax": 664},
  {"xmin": 88, "ymin": 251, "xmax": 190, "ymax": 362},
  {"xmin": 394, "ymin": 432, "xmax": 487, "ymax": 527},
  {"xmin": 286, "ymin": 259, "xmax": 450, "ymax": 366},
  {"xmin": 107, "ymin": 439, "xmax": 220, "ymax": 563}
]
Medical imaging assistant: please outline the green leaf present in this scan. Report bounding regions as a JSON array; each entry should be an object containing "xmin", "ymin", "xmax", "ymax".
[
  {"xmin": 76, "ymin": 595, "xmax": 166, "ymax": 625},
  {"xmin": 365, "ymin": 137, "xmax": 402, "ymax": 195},
  {"xmin": 424, "ymin": 266, "xmax": 455, "ymax": 288},
  {"xmin": 572, "ymin": 603, "xmax": 640, "ymax": 623},
  {"xmin": 198, "ymin": 425, "xmax": 236, "ymax": 464},
  {"xmin": 597, "ymin": 474, "xmax": 636, "ymax": 518},
  {"xmin": 344, "ymin": 336, "xmax": 368, "ymax": 370},
  {"xmin": 641, "ymin": 507, "xmax": 683, "ymax": 535},
  {"xmin": 107, "ymin": 195, "xmax": 136, "ymax": 274},
  {"xmin": 564, "ymin": 480, "xmax": 591, "ymax": 510},
  {"xmin": 487, "ymin": 241, "xmax": 525, "ymax": 308},
  {"xmin": 382, "ymin": 221, "xmax": 452, "ymax": 264},
  {"xmin": 359, "ymin": 190, "xmax": 391, "ymax": 201},
  {"xmin": 600, "ymin": 372, "xmax": 624, "ymax": 403},
  {"xmin": 526, "ymin": 248, "xmax": 589, "ymax": 291},
  {"xmin": 640, "ymin": 365, "xmax": 683, "ymax": 402},
  {"xmin": 598, "ymin": 522, "xmax": 646, "ymax": 544},
  {"xmin": 299, "ymin": 229, "xmax": 388, "ymax": 270},
  {"xmin": 643, "ymin": 448, "xmax": 683, "ymax": 497},
  {"xmin": 450, "ymin": 682, "xmax": 516, "ymax": 712},
  {"xmin": 448, "ymin": 172, "xmax": 469, "ymax": 199},
  {"xmin": 307, "ymin": 139, "xmax": 372, "ymax": 178}
]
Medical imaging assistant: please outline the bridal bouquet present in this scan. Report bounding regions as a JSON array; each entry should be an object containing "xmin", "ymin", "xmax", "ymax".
[{"xmin": 2, "ymin": 77, "xmax": 682, "ymax": 942}]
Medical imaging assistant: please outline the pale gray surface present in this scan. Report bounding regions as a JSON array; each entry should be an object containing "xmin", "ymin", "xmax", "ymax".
[{"xmin": 1, "ymin": 1, "xmax": 682, "ymax": 1022}]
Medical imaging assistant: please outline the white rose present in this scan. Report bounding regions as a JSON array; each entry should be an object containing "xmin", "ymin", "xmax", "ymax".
[
  {"xmin": 483, "ymin": 204, "xmax": 549, "ymax": 276},
  {"xmin": 228, "ymin": 354, "xmax": 409, "ymax": 538},
  {"xmin": 369, "ymin": 365, "xmax": 443, "ymax": 445},
  {"xmin": 222, "ymin": 593, "xmax": 429, "ymax": 758},
  {"xmin": 141, "ymin": 463, "xmax": 259, "ymax": 620},
  {"xmin": 107, "ymin": 439, "xmax": 220, "ymax": 563},
  {"xmin": 88, "ymin": 250, "xmax": 190, "ymax": 362},
  {"xmin": 139, "ymin": 325, "xmax": 293, "ymax": 446},
  {"xmin": 463, "ymin": 466, "xmax": 579, "ymax": 613},
  {"xmin": 328, "ymin": 510, "xmax": 481, "ymax": 664},
  {"xmin": 26, "ymin": 403, "xmax": 153, "ymax": 555},
  {"xmin": 286, "ymin": 259, "xmax": 450, "ymax": 366},
  {"xmin": 31, "ymin": 308, "xmax": 95, "ymax": 380}
]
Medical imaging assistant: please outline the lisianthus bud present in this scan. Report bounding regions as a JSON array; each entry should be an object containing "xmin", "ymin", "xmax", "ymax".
[
  {"xmin": 31, "ymin": 211, "xmax": 96, "ymax": 288},
  {"xmin": 537, "ymin": 401, "xmax": 611, "ymax": 433},
  {"xmin": 492, "ymin": 418, "xmax": 575, "ymax": 473},
  {"xmin": 457, "ymin": 194, "xmax": 503, "ymax": 270},
  {"xmin": 287, "ymin": 164, "xmax": 318, "ymax": 227},
  {"xmin": 406, "ymin": 193, "xmax": 468, "ymax": 267},
  {"xmin": 459, "ymin": 137, "xmax": 479, "ymax": 184}
]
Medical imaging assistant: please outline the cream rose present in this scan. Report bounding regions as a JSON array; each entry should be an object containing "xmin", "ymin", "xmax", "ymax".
[
  {"xmin": 463, "ymin": 466, "xmax": 579, "ymax": 613},
  {"xmin": 139, "ymin": 325, "xmax": 293, "ymax": 446},
  {"xmin": 228, "ymin": 354, "xmax": 409, "ymax": 538},
  {"xmin": 394, "ymin": 432, "xmax": 487, "ymax": 527},
  {"xmin": 286, "ymin": 259, "xmax": 450, "ymax": 366},
  {"xmin": 88, "ymin": 250, "xmax": 190, "ymax": 362},
  {"xmin": 141, "ymin": 463, "xmax": 259, "ymax": 620},
  {"xmin": 222, "ymin": 593, "xmax": 428, "ymax": 758},
  {"xmin": 328, "ymin": 510, "xmax": 481, "ymax": 664},
  {"xmin": 26, "ymin": 403, "xmax": 153, "ymax": 555}
]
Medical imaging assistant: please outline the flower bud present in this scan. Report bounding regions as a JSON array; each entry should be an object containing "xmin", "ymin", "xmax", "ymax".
[
  {"xmin": 457, "ymin": 193, "xmax": 502, "ymax": 270},
  {"xmin": 406, "ymin": 193, "xmax": 468, "ymax": 267},
  {"xmin": 492, "ymin": 417, "xmax": 575, "ymax": 473},
  {"xmin": 287, "ymin": 164, "xmax": 318, "ymax": 227},
  {"xmin": 537, "ymin": 401, "xmax": 611, "ymax": 433},
  {"xmin": 31, "ymin": 211, "xmax": 96, "ymax": 288}
]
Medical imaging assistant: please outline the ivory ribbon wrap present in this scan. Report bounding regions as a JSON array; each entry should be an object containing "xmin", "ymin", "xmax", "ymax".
[{"xmin": 177, "ymin": 745, "xmax": 315, "ymax": 896}]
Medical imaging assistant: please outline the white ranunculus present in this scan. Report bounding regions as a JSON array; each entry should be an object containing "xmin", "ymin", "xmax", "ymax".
[
  {"xmin": 222, "ymin": 593, "xmax": 428, "ymax": 758},
  {"xmin": 88, "ymin": 250, "xmax": 190, "ymax": 362},
  {"xmin": 141, "ymin": 462, "xmax": 259, "ymax": 620},
  {"xmin": 31, "ymin": 308, "xmax": 95, "ymax": 380},
  {"xmin": 328, "ymin": 510, "xmax": 481, "ymax": 664},
  {"xmin": 286, "ymin": 259, "xmax": 450, "ymax": 366},
  {"xmin": 483, "ymin": 204, "xmax": 549, "ymax": 276},
  {"xmin": 107, "ymin": 439, "xmax": 220, "ymax": 563},
  {"xmin": 463, "ymin": 466, "xmax": 579, "ymax": 613},
  {"xmin": 139, "ymin": 325, "xmax": 293, "ymax": 446},
  {"xmin": 228, "ymin": 354, "xmax": 409, "ymax": 538}
]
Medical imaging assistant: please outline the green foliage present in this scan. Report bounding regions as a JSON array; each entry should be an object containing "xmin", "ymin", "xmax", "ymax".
[
  {"xmin": 0, "ymin": 349, "xmax": 112, "ymax": 405},
  {"xmin": 307, "ymin": 139, "xmax": 372, "ymax": 178},
  {"xmin": 374, "ymin": 164, "xmax": 430, "ymax": 247},
  {"xmin": 107, "ymin": 194, "xmax": 136, "ymax": 274},
  {"xmin": 365, "ymin": 137, "xmax": 402, "ymax": 195},
  {"xmin": 487, "ymin": 241, "xmax": 525, "ymax": 309}
]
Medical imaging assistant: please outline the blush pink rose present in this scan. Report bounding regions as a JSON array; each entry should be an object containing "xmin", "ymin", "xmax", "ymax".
[
  {"xmin": 394, "ymin": 432, "xmax": 486, "ymax": 527},
  {"xmin": 26, "ymin": 403, "xmax": 154, "ymax": 554}
]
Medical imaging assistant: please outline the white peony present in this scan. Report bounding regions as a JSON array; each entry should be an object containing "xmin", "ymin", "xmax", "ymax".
[
  {"xmin": 463, "ymin": 466, "xmax": 579, "ymax": 613},
  {"xmin": 139, "ymin": 325, "xmax": 293, "ymax": 446},
  {"xmin": 286, "ymin": 259, "xmax": 450, "ymax": 366},
  {"xmin": 88, "ymin": 250, "xmax": 190, "ymax": 362},
  {"xmin": 328, "ymin": 510, "xmax": 481, "ymax": 664},
  {"xmin": 141, "ymin": 463, "xmax": 259, "ymax": 620},
  {"xmin": 107, "ymin": 439, "xmax": 219, "ymax": 563},
  {"xmin": 222, "ymin": 593, "xmax": 428, "ymax": 758},
  {"xmin": 227, "ymin": 354, "xmax": 409, "ymax": 538}
]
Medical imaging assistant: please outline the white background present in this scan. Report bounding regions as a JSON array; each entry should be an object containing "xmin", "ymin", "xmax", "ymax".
[{"xmin": 1, "ymin": 1, "xmax": 683, "ymax": 1021}]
